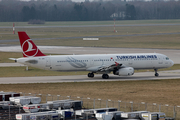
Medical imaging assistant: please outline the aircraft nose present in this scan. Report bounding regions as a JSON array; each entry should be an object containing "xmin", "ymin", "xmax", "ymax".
[
  {"xmin": 170, "ymin": 60, "xmax": 174, "ymax": 67},
  {"xmin": 172, "ymin": 60, "xmax": 174, "ymax": 65}
]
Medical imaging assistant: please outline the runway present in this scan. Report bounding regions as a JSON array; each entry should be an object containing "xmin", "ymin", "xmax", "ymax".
[{"xmin": 0, "ymin": 70, "xmax": 179, "ymax": 84}]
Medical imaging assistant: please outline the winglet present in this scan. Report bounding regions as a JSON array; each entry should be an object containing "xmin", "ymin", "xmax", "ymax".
[{"xmin": 18, "ymin": 31, "xmax": 46, "ymax": 57}]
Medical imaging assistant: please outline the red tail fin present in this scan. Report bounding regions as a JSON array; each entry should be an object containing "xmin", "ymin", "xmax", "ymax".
[{"xmin": 18, "ymin": 31, "xmax": 46, "ymax": 57}]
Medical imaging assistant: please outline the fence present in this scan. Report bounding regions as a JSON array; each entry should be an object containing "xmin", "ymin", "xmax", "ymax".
[
  {"xmin": 1, "ymin": 92, "xmax": 178, "ymax": 119},
  {"xmin": 18, "ymin": 92, "xmax": 180, "ymax": 119}
]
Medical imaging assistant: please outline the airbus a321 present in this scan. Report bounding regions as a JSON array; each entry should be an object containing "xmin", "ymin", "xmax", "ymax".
[{"xmin": 10, "ymin": 31, "xmax": 174, "ymax": 79}]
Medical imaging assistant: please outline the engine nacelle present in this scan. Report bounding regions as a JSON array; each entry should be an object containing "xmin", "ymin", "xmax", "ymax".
[{"xmin": 113, "ymin": 67, "xmax": 134, "ymax": 76}]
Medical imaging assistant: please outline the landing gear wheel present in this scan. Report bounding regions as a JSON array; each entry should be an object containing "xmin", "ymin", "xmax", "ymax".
[
  {"xmin": 155, "ymin": 73, "xmax": 159, "ymax": 77},
  {"xmin": 88, "ymin": 73, "xmax": 94, "ymax": 78},
  {"xmin": 154, "ymin": 69, "xmax": 159, "ymax": 77},
  {"xmin": 102, "ymin": 74, "xmax": 109, "ymax": 79}
]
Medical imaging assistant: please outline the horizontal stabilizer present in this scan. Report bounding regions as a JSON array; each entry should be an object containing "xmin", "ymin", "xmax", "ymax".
[{"xmin": 9, "ymin": 58, "xmax": 17, "ymax": 62}]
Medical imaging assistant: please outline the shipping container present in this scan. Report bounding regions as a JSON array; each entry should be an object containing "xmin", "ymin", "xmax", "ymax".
[
  {"xmin": 60, "ymin": 102, "xmax": 72, "ymax": 109},
  {"xmin": 121, "ymin": 111, "xmax": 148, "ymax": 119},
  {"xmin": 0, "ymin": 93, "xmax": 12, "ymax": 101},
  {"xmin": 48, "ymin": 101, "xmax": 72, "ymax": 109},
  {"xmin": 47, "ymin": 99, "xmax": 72, "ymax": 103},
  {"xmin": 14, "ymin": 93, "xmax": 21, "ymax": 97},
  {"xmin": 10, "ymin": 97, "xmax": 22, "ymax": 103},
  {"xmin": 0, "ymin": 94, "xmax": 2, "ymax": 101},
  {"xmin": 47, "ymin": 100, "xmax": 82, "ymax": 110},
  {"xmin": 16, "ymin": 113, "xmax": 36, "ymax": 120},
  {"xmin": 39, "ymin": 103, "xmax": 53, "ymax": 109},
  {"xmin": 141, "ymin": 113, "xmax": 158, "ymax": 120},
  {"xmin": 94, "ymin": 108, "xmax": 117, "ymax": 114},
  {"xmin": 49, "ymin": 113, "xmax": 61, "ymax": 120},
  {"xmin": 11, "ymin": 96, "xmax": 41, "ymax": 105},
  {"xmin": 15, "ymin": 98, "xmax": 31, "ymax": 106},
  {"xmin": 10, "ymin": 96, "xmax": 26, "ymax": 103},
  {"xmin": 141, "ymin": 112, "xmax": 166, "ymax": 120},
  {"xmin": 52, "ymin": 103, "xmax": 60, "ymax": 109},
  {"xmin": 23, "ymin": 104, "xmax": 40, "ymax": 113},
  {"xmin": 96, "ymin": 112, "xmax": 114, "ymax": 120},
  {"xmin": 152, "ymin": 112, "xmax": 166, "ymax": 119},
  {"xmin": 56, "ymin": 109, "xmax": 74, "ymax": 118},
  {"xmin": 75, "ymin": 109, "xmax": 87, "ymax": 116},
  {"xmin": 16, "ymin": 111, "xmax": 56, "ymax": 120},
  {"xmin": 108, "ymin": 111, "xmax": 124, "ymax": 120},
  {"xmin": 30, "ymin": 97, "xmax": 41, "ymax": 104},
  {"xmin": 30, "ymin": 114, "xmax": 50, "ymax": 120},
  {"xmin": 71, "ymin": 100, "xmax": 82, "ymax": 110},
  {"xmin": 5, "ymin": 92, "xmax": 20, "ymax": 97},
  {"xmin": 0, "ymin": 101, "xmax": 14, "ymax": 109},
  {"xmin": 96, "ymin": 111, "xmax": 124, "ymax": 120},
  {"xmin": 75, "ymin": 108, "xmax": 117, "ymax": 116},
  {"xmin": 0, "ymin": 92, "xmax": 20, "ymax": 101}
]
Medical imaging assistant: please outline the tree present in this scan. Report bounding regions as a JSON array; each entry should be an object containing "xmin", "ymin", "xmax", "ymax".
[
  {"xmin": 22, "ymin": 6, "xmax": 31, "ymax": 21},
  {"xmin": 125, "ymin": 4, "xmax": 136, "ymax": 20},
  {"xmin": 30, "ymin": 6, "xmax": 37, "ymax": 20},
  {"xmin": 74, "ymin": 3, "xmax": 83, "ymax": 20}
]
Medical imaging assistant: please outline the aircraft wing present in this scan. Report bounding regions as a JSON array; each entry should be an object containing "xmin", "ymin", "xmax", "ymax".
[
  {"xmin": 97, "ymin": 62, "xmax": 122, "ymax": 72},
  {"xmin": 87, "ymin": 62, "xmax": 122, "ymax": 72}
]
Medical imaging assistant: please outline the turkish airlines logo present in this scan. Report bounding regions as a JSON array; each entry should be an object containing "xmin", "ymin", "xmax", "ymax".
[{"xmin": 22, "ymin": 39, "xmax": 38, "ymax": 57}]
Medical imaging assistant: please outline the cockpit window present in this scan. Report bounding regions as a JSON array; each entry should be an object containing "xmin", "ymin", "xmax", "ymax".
[{"xmin": 166, "ymin": 57, "xmax": 169, "ymax": 60}]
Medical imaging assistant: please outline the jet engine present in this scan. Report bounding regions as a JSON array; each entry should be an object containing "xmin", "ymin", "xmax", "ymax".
[{"xmin": 113, "ymin": 67, "xmax": 134, "ymax": 76}]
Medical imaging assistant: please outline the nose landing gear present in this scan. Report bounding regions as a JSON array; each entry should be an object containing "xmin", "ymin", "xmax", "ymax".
[{"xmin": 154, "ymin": 69, "xmax": 159, "ymax": 77}]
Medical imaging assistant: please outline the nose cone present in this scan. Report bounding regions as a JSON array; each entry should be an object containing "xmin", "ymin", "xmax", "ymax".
[{"xmin": 170, "ymin": 60, "xmax": 174, "ymax": 67}]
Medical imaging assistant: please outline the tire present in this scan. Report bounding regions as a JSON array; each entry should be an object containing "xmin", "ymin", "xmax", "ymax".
[
  {"xmin": 155, "ymin": 73, "xmax": 159, "ymax": 77},
  {"xmin": 102, "ymin": 74, "xmax": 109, "ymax": 79},
  {"xmin": 88, "ymin": 73, "xmax": 94, "ymax": 78}
]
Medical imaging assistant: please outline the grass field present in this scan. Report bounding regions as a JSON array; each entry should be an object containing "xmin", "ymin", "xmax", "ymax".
[
  {"xmin": 0, "ymin": 19, "xmax": 180, "ymax": 49},
  {"xmin": 0, "ymin": 66, "xmax": 89, "ymax": 77},
  {"xmin": 1, "ymin": 79, "xmax": 180, "ymax": 106}
]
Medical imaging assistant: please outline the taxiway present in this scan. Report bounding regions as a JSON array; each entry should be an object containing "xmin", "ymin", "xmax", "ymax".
[{"xmin": 0, "ymin": 70, "xmax": 179, "ymax": 84}]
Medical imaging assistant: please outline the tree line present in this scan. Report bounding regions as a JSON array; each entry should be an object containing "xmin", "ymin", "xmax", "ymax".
[{"xmin": 0, "ymin": 0, "xmax": 180, "ymax": 22}]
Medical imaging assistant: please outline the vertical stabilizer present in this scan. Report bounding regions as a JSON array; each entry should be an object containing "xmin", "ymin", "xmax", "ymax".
[{"xmin": 18, "ymin": 31, "xmax": 46, "ymax": 57}]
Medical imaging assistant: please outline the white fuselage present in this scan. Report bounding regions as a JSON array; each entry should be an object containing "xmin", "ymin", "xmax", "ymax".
[{"xmin": 16, "ymin": 53, "xmax": 174, "ymax": 73}]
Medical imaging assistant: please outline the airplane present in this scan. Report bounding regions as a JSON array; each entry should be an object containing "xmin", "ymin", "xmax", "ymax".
[{"xmin": 10, "ymin": 31, "xmax": 174, "ymax": 79}]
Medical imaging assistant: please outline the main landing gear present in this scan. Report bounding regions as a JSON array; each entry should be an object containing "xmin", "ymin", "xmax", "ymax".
[
  {"xmin": 87, "ymin": 73, "xmax": 109, "ymax": 79},
  {"xmin": 154, "ymin": 69, "xmax": 159, "ymax": 77},
  {"xmin": 88, "ymin": 73, "xmax": 94, "ymax": 78},
  {"xmin": 102, "ymin": 74, "xmax": 109, "ymax": 79}
]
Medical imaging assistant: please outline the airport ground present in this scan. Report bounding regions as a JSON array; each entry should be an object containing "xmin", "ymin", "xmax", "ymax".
[
  {"xmin": 1, "ymin": 77, "xmax": 180, "ymax": 106},
  {"xmin": 1, "ymin": 19, "xmax": 180, "ymax": 49},
  {"xmin": 0, "ymin": 20, "xmax": 180, "ymax": 106}
]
